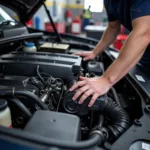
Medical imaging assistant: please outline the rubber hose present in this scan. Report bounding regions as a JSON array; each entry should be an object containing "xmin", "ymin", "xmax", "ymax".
[
  {"xmin": 0, "ymin": 129, "xmax": 102, "ymax": 150},
  {"xmin": 103, "ymin": 98, "xmax": 130, "ymax": 138},
  {"xmin": 110, "ymin": 87, "xmax": 121, "ymax": 107},
  {"xmin": 0, "ymin": 89, "xmax": 48, "ymax": 110},
  {"xmin": 8, "ymin": 98, "xmax": 32, "ymax": 119},
  {"xmin": 36, "ymin": 65, "xmax": 45, "ymax": 85},
  {"xmin": 97, "ymin": 115, "xmax": 104, "ymax": 128},
  {"xmin": 13, "ymin": 90, "xmax": 48, "ymax": 110}
]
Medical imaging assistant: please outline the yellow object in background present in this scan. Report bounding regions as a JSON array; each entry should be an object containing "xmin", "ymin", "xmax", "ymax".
[{"xmin": 14, "ymin": 15, "xmax": 19, "ymax": 21}]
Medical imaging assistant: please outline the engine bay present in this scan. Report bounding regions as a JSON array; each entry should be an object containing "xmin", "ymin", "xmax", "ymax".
[{"xmin": 0, "ymin": 34, "xmax": 147, "ymax": 150}]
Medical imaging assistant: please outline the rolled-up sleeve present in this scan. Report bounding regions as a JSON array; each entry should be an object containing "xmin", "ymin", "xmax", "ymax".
[{"xmin": 130, "ymin": 0, "xmax": 150, "ymax": 21}]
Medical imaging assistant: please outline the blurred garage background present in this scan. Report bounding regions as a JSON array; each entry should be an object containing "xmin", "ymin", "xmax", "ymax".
[{"xmin": 0, "ymin": 0, "xmax": 129, "ymax": 50}]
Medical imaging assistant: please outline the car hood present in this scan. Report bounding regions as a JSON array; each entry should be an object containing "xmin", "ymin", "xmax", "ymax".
[{"xmin": 0, "ymin": 0, "xmax": 46, "ymax": 22}]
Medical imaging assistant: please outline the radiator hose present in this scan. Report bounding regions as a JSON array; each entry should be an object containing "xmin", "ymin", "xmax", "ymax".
[
  {"xmin": 7, "ymin": 98, "xmax": 32, "ymax": 119},
  {"xmin": 103, "ymin": 98, "xmax": 130, "ymax": 138},
  {"xmin": 91, "ymin": 97, "xmax": 130, "ymax": 144},
  {"xmin": 0, "ymin": 88, "xmax": 48, "ymax": 110}
]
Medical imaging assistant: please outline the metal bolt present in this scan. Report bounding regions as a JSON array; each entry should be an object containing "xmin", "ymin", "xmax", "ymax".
[{"xmin": 134, "ymin": 119, "xmax": 142, "ymax": 127}]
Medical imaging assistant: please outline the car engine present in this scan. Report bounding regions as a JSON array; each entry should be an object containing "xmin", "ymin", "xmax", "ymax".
[
  {"xmin": 0, "ymin": 2, "xmax": 149, "ymax": 148},
  {"xmin": 0, "ymin": 38, "xmax": 144, "ymax": 149}
]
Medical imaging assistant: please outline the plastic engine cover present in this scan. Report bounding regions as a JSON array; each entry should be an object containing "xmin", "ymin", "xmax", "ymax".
[
  {"xmin": 0, "ymin": 52, "xmax": 82, "ymax": 80},
  {"xmin": 25, "ymin": 110, "xmax": 81, "ymax": 141}
]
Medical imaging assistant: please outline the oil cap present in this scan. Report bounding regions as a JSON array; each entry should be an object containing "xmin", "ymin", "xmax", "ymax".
[{"xmin": 0, "ymin": 99, "xmax": 8, "ymax": 111}]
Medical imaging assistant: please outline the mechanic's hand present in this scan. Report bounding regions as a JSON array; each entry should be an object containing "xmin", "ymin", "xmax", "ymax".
[
  {"xmin": 74, "ymin": 51, "xmax": 96, "ymax": 61},
  {"xmin": 70, "ymin": 76, "xmax": 112, "ymax": 107}
]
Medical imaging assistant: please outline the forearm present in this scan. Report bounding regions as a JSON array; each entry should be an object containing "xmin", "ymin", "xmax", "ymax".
[
  {"xmin": 103, "ymin": 28, "xmax": 150, "ymax": 86},
  {"xmin": 93, "ymin": 22, "xmax": 121, "ymax": 56}
]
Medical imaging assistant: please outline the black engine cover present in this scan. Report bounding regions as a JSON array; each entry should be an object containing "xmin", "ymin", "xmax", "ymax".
[
  {"xmin": 25, "ymin": 110, "xmax": 80, "ymax": 142},
  {"xmin": 0, "ymin": 52, "xmax": 82, "ymax": 80}
]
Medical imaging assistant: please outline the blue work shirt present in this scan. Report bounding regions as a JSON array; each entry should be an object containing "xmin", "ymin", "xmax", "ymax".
[{"xmin": 104, "ymin": 0, "xmax": 150, "ymax": 66}]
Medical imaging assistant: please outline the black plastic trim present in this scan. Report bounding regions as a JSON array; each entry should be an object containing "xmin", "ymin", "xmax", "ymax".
[{"xmin": 0, "ymin": 33, "xmax": 43, "ymax": 45}]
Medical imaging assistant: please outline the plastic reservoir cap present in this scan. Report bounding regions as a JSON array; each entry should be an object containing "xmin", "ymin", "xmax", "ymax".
[
  {"xmin": 0, "ymin": 99, "xmax": 7, "ymax": 111},
  {"xmin": 25, "ymin": 42, "xmax": 35, "ymax": 47}
]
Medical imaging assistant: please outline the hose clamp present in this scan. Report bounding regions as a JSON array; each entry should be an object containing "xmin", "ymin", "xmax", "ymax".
[
  {"xmin": 90, "ymin": 130, "xmax": 104, "ymax": 137},
  {"xmin": 101, "ymin": 127, "xmax": 109, "ymax": 139},
  {"xmin": 90, "ymin": 127, "xmax": 109, "ymax": 139}
]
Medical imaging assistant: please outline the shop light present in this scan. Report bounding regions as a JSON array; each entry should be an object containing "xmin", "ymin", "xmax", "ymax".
[{"xmin": 84, "ymin": 0, "xmax": 104, "ymax": 12}]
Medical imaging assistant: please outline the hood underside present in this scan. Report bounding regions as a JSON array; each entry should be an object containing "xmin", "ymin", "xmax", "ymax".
[{"xmin": 0, "ymin": 0, "xmax": 46, "ymax": 22}]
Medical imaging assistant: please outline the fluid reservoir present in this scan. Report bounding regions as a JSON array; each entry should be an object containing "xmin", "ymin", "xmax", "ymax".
[
  {"xmin": 23, "ymin": 42, "xmax": 37, "ymax": 52},
  {"xmin": 0, "ymin": 99, "xmax": 12, "ymax": 128}
]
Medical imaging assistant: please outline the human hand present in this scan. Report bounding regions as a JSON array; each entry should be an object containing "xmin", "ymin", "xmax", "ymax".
[
  {"xmin": 69, "ymin": 76, "xmax": 112, "ymax": 107},
  {"xmin": 74, "ymin": 51, "xmax": 96, "ymax": 61}
]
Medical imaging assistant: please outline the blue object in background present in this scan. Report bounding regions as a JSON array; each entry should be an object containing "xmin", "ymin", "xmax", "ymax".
[
  {"xmin": 82, "ymin": 18, "xmax": 90, "ymax": 32},
  {"xmin": 53, "ymin": 0, "xmax": 57, "ymax": 17},
  {"xmin": 35, "ymin": 16, "xmax": 40, "ymax": 29}
]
